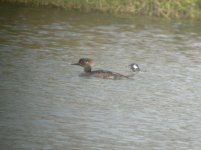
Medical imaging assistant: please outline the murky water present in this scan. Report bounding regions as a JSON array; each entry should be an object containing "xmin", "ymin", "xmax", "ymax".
[{"xmin": 1, "ymin": 5, "xmax": 201, "ymax": 150}]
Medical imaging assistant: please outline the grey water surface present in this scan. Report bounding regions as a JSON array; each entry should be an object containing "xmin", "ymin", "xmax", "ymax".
[{"xmin": 1, "ymin": 5, "xmax": 201, "ymax": 150}]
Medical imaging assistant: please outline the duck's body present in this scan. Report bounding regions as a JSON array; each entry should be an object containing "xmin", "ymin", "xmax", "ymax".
[
  {"xmin": 71, "ymin": 58, "xmax": 139, "ymax": 80},
  {"xmin": 85, "ymin": 70, "xmax": 129, "ymax": 79}
]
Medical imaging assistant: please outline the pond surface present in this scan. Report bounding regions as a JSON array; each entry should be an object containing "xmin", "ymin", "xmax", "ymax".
[{"xmin": 1, "ymin": 5, "xmax": 201, "ymax": 150}]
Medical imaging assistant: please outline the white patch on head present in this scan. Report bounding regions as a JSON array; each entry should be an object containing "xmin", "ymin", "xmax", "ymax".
[{"xmin": 133, "ymin": 64, "xmax": 138, "ymax": 69}]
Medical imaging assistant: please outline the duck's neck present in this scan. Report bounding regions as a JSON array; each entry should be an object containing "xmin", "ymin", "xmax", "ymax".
[{"xmin": 84, "ymin": 65, "xmax": 92, "ymax": 73}]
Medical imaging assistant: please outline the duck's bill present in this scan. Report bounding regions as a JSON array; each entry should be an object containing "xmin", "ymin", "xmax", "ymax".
[{"xmin": 71, "ymin": 63, "xmax": 79, "ymax": 65}]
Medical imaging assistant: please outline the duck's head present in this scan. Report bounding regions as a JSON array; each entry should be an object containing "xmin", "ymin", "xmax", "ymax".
[
  {"xmin": 71, "ymin": 58, "xmax": 95, "ymax": 67},
  {"xmin": 129, "ymin": 63, "xmax": 140, "ymax": 72}
]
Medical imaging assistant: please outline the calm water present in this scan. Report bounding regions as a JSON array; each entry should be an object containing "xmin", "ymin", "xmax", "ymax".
[{"xmin": 1, "ymin": 5, "xmax": 201, "ymax": 150}]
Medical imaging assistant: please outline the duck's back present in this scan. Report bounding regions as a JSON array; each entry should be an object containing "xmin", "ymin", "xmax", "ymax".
[{"xmin": 90, "ymin": 70, "xmax": 128, "ymax": 79}]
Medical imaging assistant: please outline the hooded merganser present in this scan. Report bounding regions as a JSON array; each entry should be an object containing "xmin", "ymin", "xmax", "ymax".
[
  {"xmin": 71, "ymin": 58, "xmax": 140, "ymax": 79},
  {"xmin": 129, "ymin": 63, "xmax": 140, "ymax": 72}
]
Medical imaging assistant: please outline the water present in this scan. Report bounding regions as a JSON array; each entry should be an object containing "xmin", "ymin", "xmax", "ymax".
[{"xmin": 1, "ymin": 5, "xmax": 201, "ymax": 150}]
